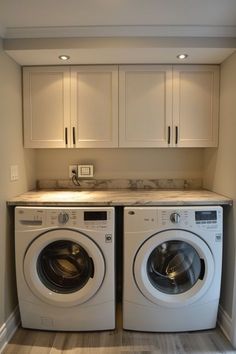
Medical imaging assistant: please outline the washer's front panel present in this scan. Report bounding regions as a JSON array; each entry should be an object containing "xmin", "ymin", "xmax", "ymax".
[{"xmin": 15, "ymin": 206, "xmax": 115, "ymax": 331}]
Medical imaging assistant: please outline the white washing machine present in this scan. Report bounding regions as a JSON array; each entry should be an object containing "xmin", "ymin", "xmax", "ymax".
[
  {"xmin": 123, "ymin": 206, "xmax": 223, "ymax": 332},
  {"xmin": 15, "ymin": 206, "xmax": 115, "ymax": 331}
]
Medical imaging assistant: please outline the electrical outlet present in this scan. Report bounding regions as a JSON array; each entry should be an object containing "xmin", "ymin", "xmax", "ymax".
[{"xmin": 69, "ymin": 165, "xmax": 77, "ymax": 178}]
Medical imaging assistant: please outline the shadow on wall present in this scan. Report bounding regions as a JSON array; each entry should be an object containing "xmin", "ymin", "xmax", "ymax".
[
  {"xmin": 220, "ymin": 203, "xmax": 236, "ymax": 319},
  {"xmin": 4, "ymin": 206, "xmax": 18, "ymax": 321}
]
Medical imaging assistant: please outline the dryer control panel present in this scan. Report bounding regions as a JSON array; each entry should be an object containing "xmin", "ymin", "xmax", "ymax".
[
  {"xmin": 160, "ymin": 207, "xmax": 222, "ymax": 231},
  {"xmin": 124, "ymin": 206, "xmax": 223, "ymax": 234}
]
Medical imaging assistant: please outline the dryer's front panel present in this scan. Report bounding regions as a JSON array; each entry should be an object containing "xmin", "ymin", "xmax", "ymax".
[
  {"xmin": 24, "ymin": 229, "xmax": 105, "ymax": 307},
  {"xmin": 134, "ymin": 229, "xmax": 215, "ymax": 308}
]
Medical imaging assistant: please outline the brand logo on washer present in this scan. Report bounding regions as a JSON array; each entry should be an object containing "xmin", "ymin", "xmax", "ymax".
[{"xmin": 105, "ymin": 234, "xmax": 112, "ymax": 243}]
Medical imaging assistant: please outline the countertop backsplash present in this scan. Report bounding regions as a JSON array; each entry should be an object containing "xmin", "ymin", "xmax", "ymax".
[{"xmin": 37, "ymin": 178, "xmax": 202, "ymax": 190}]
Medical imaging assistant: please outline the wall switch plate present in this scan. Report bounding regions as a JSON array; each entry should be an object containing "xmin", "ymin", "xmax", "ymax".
[
  {"xmin": 69, "ymin": 165, "xmax": 77, "ymax": 178},
  {"xmin": 78, "ymin": 165, "xmax": 94, "ymax": 178},
  {"xmin": 10, "ymin": 165, "xmax": 19, "ymax": 181}
]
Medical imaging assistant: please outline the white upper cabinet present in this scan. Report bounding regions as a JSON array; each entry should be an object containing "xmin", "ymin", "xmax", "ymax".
[
  {"xmin": 71, "ymin": 66, "xmax": 118, "ymax": 148},
  {"xmin": 173, "ymin": 65, "xmax": 219, "ymax": 147},
  {"xmin": 23, "ymin": 65, "xmax": 118, "ymax": 148},
  {"xmin": 119, "ymin": 65, "xmax": 172, "ymax": 147},
  {"xmin": 119, "ymin": 64, "xmax": 219, "ymax": 148},
  {"xmin": 23, "ymin": 67, "xmax": 70, "ymax": 148},
  {"xmin": 23, "ymin": 64, "xmax": 219, "ymax": 148}
]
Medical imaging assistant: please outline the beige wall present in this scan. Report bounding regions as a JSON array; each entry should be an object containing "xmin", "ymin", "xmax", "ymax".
[
  {"xmin": 204, "ymin": 52, "xmax": 236, "ymax": 339},
  {"xmin": 0, "ymin": 40, "xmax": 36, "ymax": 327},
  {"xmin": 36, "ymin": 148, "xmax": 204, "ymax": 180}
]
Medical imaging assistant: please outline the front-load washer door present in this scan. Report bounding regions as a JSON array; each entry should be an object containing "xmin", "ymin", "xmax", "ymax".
[
  {"xmin": 134, "ymin": 229, "xmax": 214, "ymax": 308},
  {"xmin": 24, "ymin": 229, "xmax": 105, "ymax": 307}
]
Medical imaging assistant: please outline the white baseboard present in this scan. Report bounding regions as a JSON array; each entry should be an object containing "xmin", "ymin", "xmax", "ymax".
[
  {"xmin": 0, "ymin": 306, "xmax": 20, "ymax": 353},
  {"xmin": 218, "ymin": 305, "xmax": 232, "ymax": 341}
]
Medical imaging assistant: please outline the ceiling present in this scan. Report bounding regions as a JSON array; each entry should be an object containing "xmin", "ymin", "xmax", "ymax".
[{"xmin": 1, "ymin": 0, "xmax": 236, "ymax": 65}]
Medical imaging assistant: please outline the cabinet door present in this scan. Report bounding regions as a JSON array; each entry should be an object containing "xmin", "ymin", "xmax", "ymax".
[
  {"xmin": 23, "ymin": 67, "xmax": 70, "ymax": 148},
  {"xmin": 173, "ymin": 65, "xmax": 219, "ymax": 147},
  {"xmin": 119, "ymin": 65, "xmax": 172, "ymax": 147},
  {"xmin": 71, "ymin": 66, "xmax": 118, "ymax": 148}
]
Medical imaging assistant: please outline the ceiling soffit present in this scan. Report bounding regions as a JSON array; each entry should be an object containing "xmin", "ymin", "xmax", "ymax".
[{"xmin": 3, "ymin": 25, "xmax": 236, "ymax": 65}]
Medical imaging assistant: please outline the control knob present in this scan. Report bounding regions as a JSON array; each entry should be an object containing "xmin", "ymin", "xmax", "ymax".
[
  {"xmin": 170, "ymin": 212, "xmax": 180, "ymax": 224},
  {"xmin": 58, "ymin": 212, "xmax": 69, "ymax": 224}
]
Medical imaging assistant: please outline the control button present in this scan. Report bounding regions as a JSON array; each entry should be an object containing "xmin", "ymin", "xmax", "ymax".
[
  {"xmin": 170, "ymin": 213, "xmax": 180, "ymax": 224},
  {"xmin": 58, "ymin": 212, "xmax": 69, "ymax": 224}
]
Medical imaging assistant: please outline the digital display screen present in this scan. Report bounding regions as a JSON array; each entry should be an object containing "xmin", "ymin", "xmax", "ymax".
[
  {"xmin": 84, "ymin": 211, "xmax": 107, "ymax": 221},
  {"xmin": 195, "ymin": 211, "xmax": 217, "ymax": 221}
]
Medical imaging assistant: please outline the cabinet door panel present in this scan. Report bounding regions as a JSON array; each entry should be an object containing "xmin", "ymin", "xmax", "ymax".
[
  {"xmin": 173, "ymin": 66, "xmax": 219, "ymax": 147},
  {"xmin": 119, "ymin": 65, "xmax": 172, "ymax": 147},
  {"xmin": 71, "ymin": 66, "xmax": 118, "ymax": 148},
  {"xmin": 23, "ymin": 67, "xmax": 70, "ymax": 148}
]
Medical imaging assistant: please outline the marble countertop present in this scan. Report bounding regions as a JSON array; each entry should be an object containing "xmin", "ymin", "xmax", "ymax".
[{"xmin": 7, "ymin": 189, "xmax": 232, "ymax": 206}]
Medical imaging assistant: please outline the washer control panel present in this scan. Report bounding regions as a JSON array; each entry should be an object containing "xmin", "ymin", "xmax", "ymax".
[
  {"xmin": 15, "ymin": 207, "xmax": 114, "ymax": 231},
  {"xmin": 48, "ymin": 209, "xmax": 112, "ymax": 230}
]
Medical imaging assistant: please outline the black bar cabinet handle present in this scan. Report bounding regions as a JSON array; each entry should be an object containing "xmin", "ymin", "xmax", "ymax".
[
  {"xmin": 175, "ymin": 126, "xmax": 178, "ymax": 145},
  {"xmin": 167, "ymin": 126, "xmax": 171, "ymax": 145},
  {"xmin": 73, "ymin": 127, "xmax": 76, "ymax": 145},
  {"xmin": 65, "ymin": 127, "xmax": 68, "ymax": 145}
]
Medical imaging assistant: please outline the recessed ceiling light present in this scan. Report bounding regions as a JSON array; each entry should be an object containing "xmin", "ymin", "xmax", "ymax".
[
  {"xmin": 177, "ymin": 54, "xmax": 188, "ymax": 60},
  {"xmin": 58, "ymin": 55, "xmax": 70, "ymax": 61}
]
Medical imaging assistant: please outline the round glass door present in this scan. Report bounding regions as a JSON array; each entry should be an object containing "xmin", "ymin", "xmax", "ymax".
[
  {"xmin": 134, "ymin": 229, "xmax": 214, "ymax": 308},
  {"xmin": 24, "ymin": 229, "xmax": 105, "ymax": 307},
  {"xmin": 147, "ymin": 240, "xmax": 202, "ymax": 295},
  {"xmin": 37, "ymin": 240, "xmax": 94, "ymax": 294}
]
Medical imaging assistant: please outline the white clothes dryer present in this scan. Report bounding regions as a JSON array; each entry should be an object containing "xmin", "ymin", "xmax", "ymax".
[
  {"xmin": 15, "ymin": 206, "xmax": 115, "ymax": 331},
  {"xmin": 123, "ymin": 206, "xmax": 223, "ymax": 332}
]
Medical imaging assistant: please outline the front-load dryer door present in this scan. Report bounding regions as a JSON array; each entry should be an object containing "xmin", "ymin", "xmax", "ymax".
[
  {"xmin": 134, "ymin": 229, "xmax": 214, "ymax": 308},
  {"xmin": 24, "ymin": 229, "xmax": 105, "ymax": 307}
]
